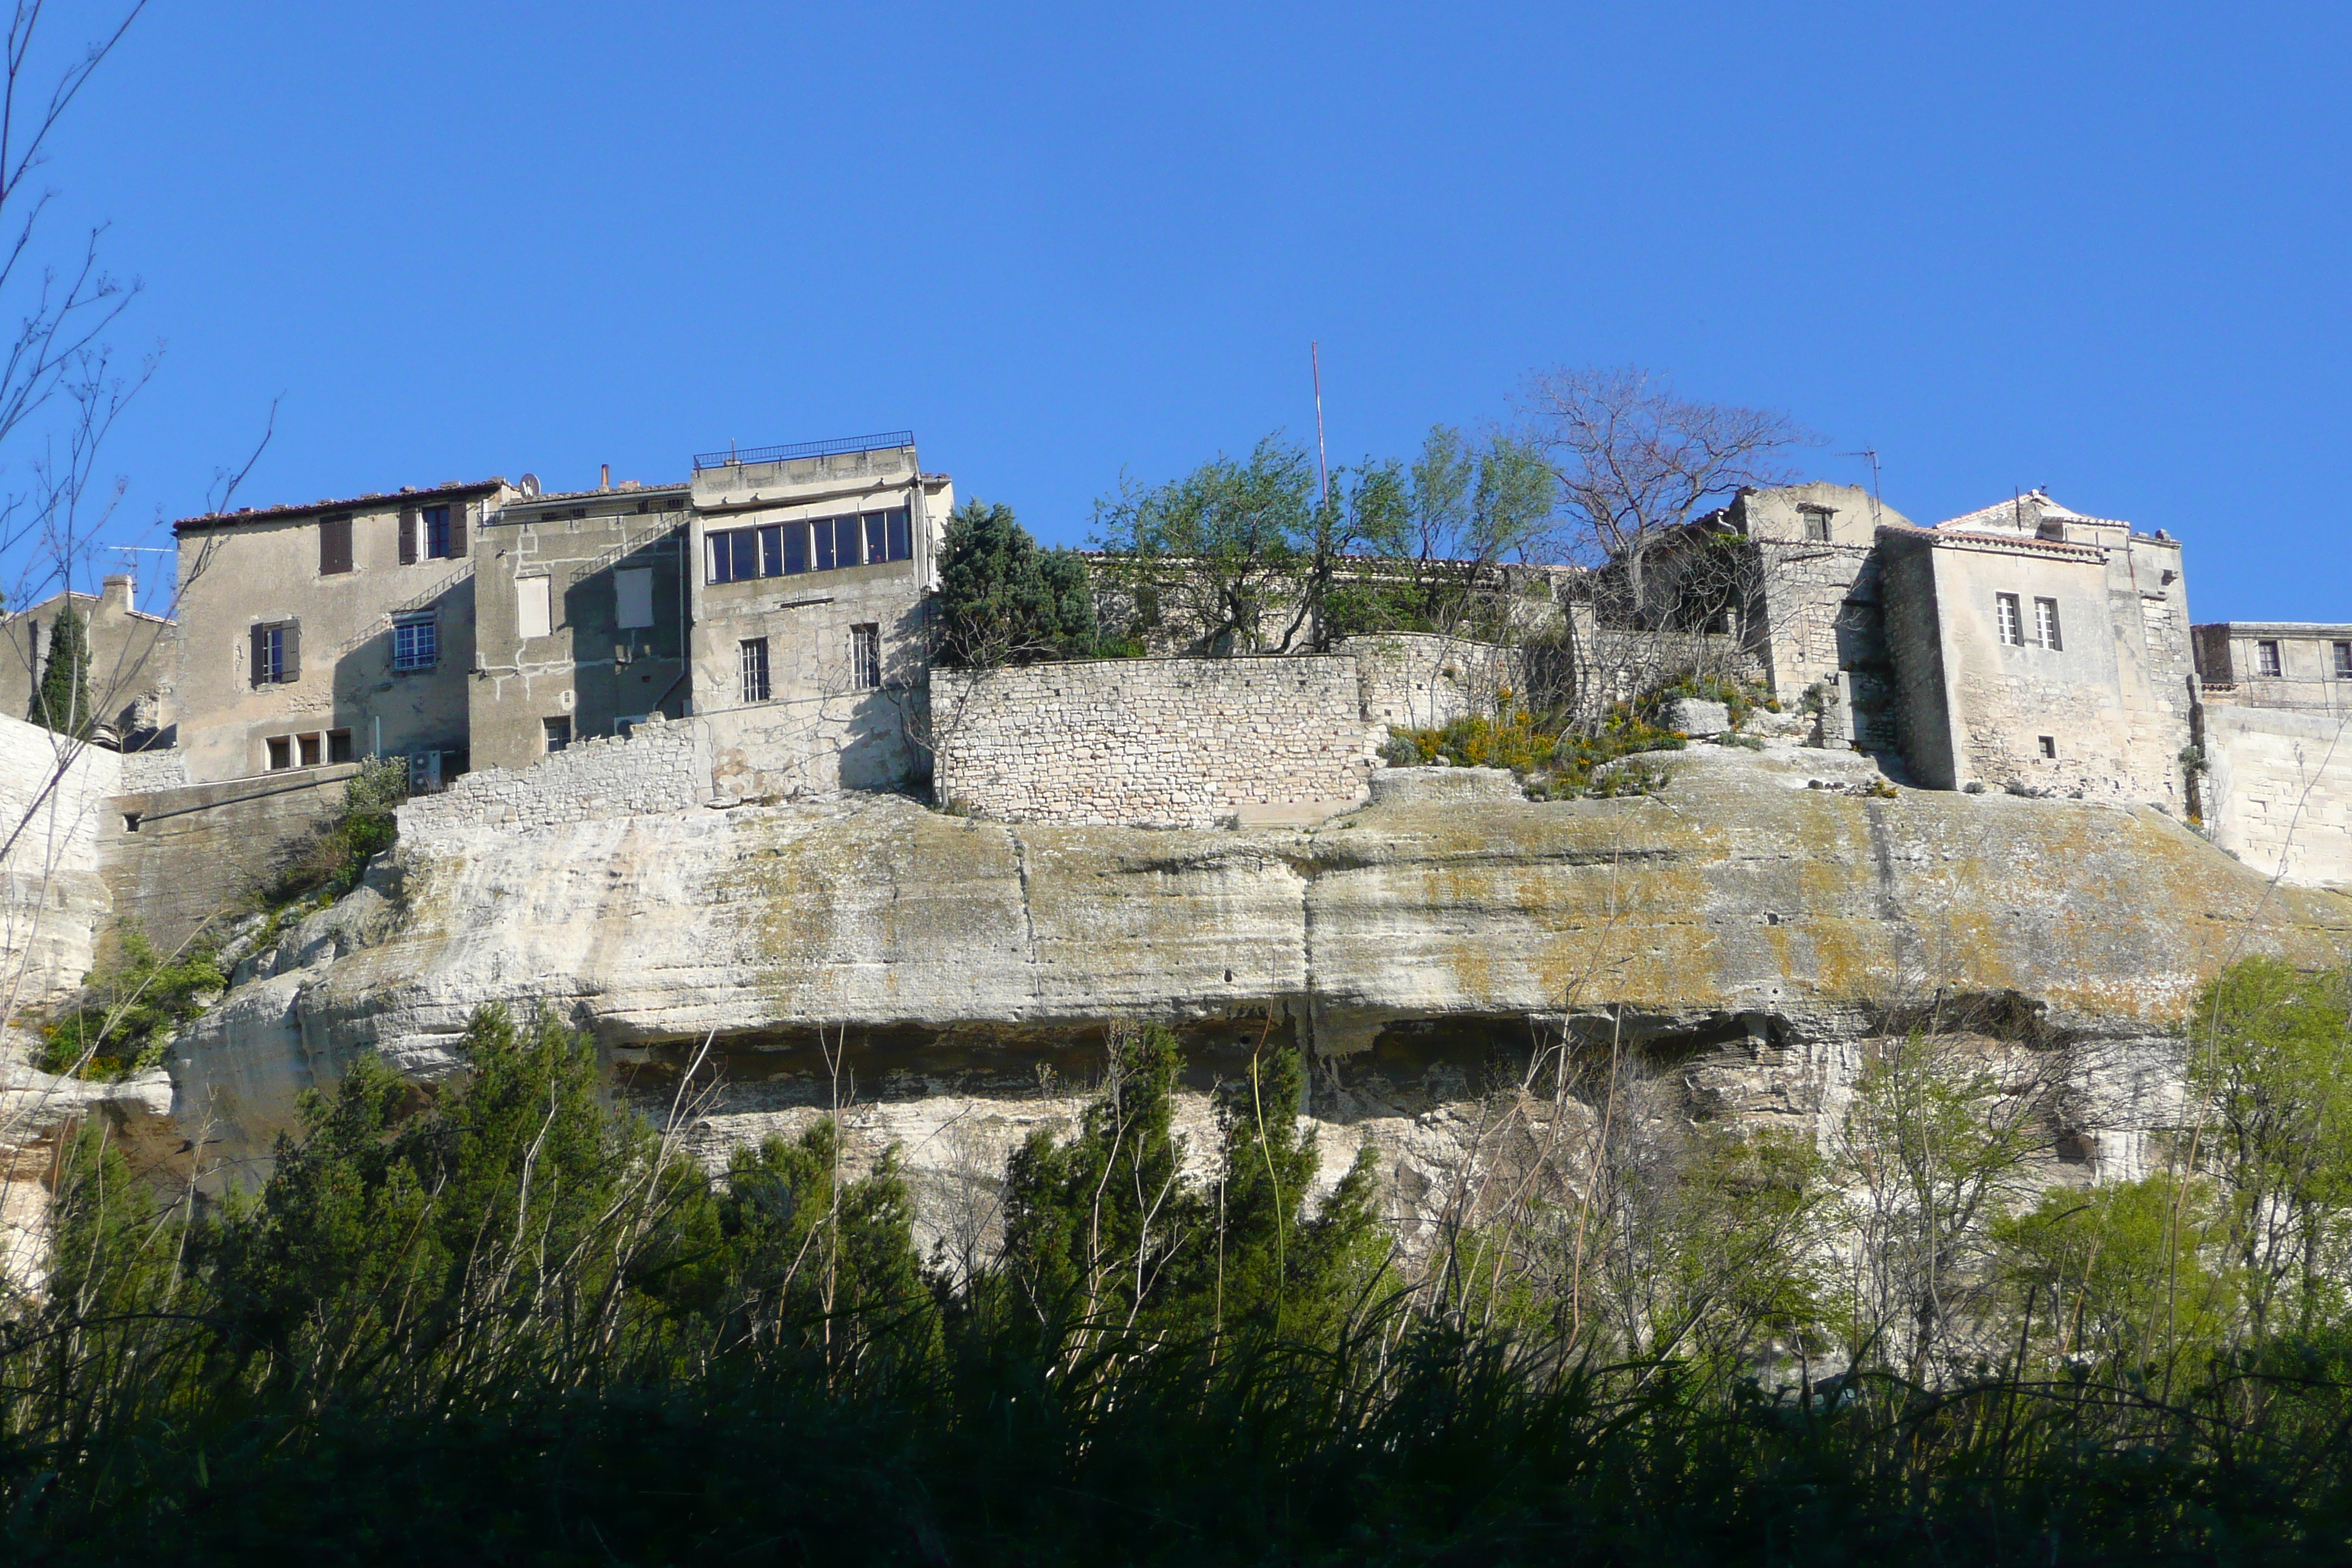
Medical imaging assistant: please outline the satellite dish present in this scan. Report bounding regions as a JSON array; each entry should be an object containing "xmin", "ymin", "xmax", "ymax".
[{"xmin": 519, "ymin": 473, "xmax": 541, "ymax": 499}]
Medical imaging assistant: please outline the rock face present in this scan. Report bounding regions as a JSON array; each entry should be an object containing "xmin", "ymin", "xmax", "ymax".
[{"xmin": 159, "ymin": 741, "xmax": 2351, "ymax": 1243}]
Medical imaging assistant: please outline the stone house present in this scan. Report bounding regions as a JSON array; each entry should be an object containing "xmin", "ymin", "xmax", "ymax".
[
  {"xmin": 168, "ymin": 478, "xmax": 510, "ymax": 786},
  {"xmin": 0, "ymin": 574, "xmax": 176, "ymax": 745},
  {"xmin": 1870, "ymin": 493, "xmax": 2193, "ymax": 802},
  {"xmin": 470, "ymin": 478, "xmax": 693, "ymax": 771},
  {"xmin": 2190, "ymin": 621, "xmax": 2352, "ymax": 889},
  {"xmin": 685, "ymin": 435, "xmax": 952, "ymax": 798}
]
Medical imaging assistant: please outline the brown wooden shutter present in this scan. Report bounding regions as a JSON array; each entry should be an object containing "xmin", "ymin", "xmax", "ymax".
[
  {"xmin": 250, "ymin": 625, "xmax": 268, "ymax": 687},
  {"xmin": 320, "ymin": 515, "xmax": 353, "ymax": 575},
  {"xmin": 282, "ymin": 621, "xmax": 301, "ymax": 682},
  {"xmin": 398, "ymin": 509, "xmax": 417, "ymax": 565},
  {"xmin": 447, "ymin": 502, "xmax": 467, "ymax": 558}
]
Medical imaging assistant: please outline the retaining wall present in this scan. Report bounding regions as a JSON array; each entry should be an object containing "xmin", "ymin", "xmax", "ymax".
[
  {"xmin": 932, "ymin": 656, "xmax": 1373, "ymax": 827},
  {"xmin": 2200, "ymin": 700, "xmax": 2352, "ymax": 889},
  {"xmin": 102, "ymin": 762, "xmax": 360, "ymax": 954},
  {"xmin": 397, "ymin": 716, "xmax": 711, "ymax": 842}
]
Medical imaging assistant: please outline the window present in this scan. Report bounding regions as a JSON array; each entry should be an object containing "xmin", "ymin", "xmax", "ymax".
[
  {"xmin": 543, "ymin": 716, "xmax": 571, "ymax": 753},
  {"xmin": 267, "ymin": 736, "xmax": 292, "ymax": 772},
  {"xmin": 2335, "ymin": 641, "xmax": 2352, "ymax": 679},
  {"xmin": 250, "ymin": 621, "xmax": 298, "ymax": 685},
  {"xmin": 2039, "ymin": 736, "xmax": 2057, "ymax": 759},
  {"xmin": 616, "ymin": 568, "xmax": 655, "ymax": 630},
  {"xmin": 298, "ymin": 733, "xmax": 323, "ymax": 768},
  {"xmin": 422, "ymin": 505, "xmax": 452, "ymax": 559},
  {"xmin": 739, "ymin": 637, "xmax": 771, "ymax": 704},
  {"xmin": 392, "ymin": 613, "xmax": 438, "ymax": 671},
  {"xmin": 2034, "ymin": 597, "xmax": 2062, "ymax": 651},
  {"xmin": 320, "ymin": 514, "xmax": 353, "ymax": 575},
  {"xmin": 1800, "ymin": 506, "xmax": 1833, "ymax": 542},
  {"xmin": 851, "ymin": 624, "xmax": 881, "ymax": 690},
  {"xmin": 2258, "ymin": 638, "xmax": 2283, "ymax": 676},
  {"xmin": 706, "ymin": 508, "xmax": 915, "ymax": 584},
  {"xmin": 516, "ymin": 576, "xmax": 551, "ymax": 639},
  {"xmin": 1995, "ymin": 594, "xmax": 2023, "ymax": 647},
  {"xmin": 410, "ymin": 751, "xmax": 443, "ymax": 794},
  {"xmin": 328, "ymin": 728, "xmax": 354, "ymax": 764}
]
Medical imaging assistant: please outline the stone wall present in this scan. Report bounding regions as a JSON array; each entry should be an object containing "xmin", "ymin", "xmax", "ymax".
[
  {"xmin": 932, "ymin": 655, "xmax": 1372, "ymax": 827},
  {"xmin": 2199, "ymin": 700, "xmax": 2352, "ymax": 889},
  {"xmin": 1350, "ymin": 633, "xmax": 1521, "ymax": 734},
  {"xmin": 102, "ymin": 762, "xmax": 360, "ymax": 954},
  {"xmin": 0, "ymin": 715, "xmax": 120, "ymax": 1009},
  {"xmin": 397, "ymin": 715, "xmax": 710, "ymax": 840}
]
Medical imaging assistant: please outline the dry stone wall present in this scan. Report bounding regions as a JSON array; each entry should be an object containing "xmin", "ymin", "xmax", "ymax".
[
  {"xmin": 399, "ymin": 716, "xmax": 711, "ymax": 841},
  {"xmin": 933, "ymin": 655, "xmax": 1373, "ymax": 827}
]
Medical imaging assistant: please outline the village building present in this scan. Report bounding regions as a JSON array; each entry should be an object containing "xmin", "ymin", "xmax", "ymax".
[
  {"xmin": 683, "ymin": 434, "xmax": 951, "ymax": 797},
  {"xmin": 1872, "ymin": 492, "xmax": 2194, "ymax": 803},
  {"xmin": 2191, "ymin": 620, "xmax": 2352, "ymax": 888},
  {"xmin": 469, "ymin": 474, "xmax": 693, "ymax": 771},
  {"xmin": 0, "ymin": 574, "xmax": 176, "ymax": 746},
  {"xmin": 167, "ymin": 479, "xmax": 508, "ymax": 788}
]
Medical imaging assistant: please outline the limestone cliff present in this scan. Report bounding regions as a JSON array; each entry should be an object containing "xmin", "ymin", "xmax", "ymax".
[{"xmin": 157, "ymin": 742, "xmax": 2351, "ymax": 1235}]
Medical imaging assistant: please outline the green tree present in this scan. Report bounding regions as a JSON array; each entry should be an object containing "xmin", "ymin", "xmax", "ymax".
[
  {"xmin": 2189, "ymin": 958, "xmax": 2352, "ymax": 1336},
  {"xmin": 1090, "ymin": 437, "xmax": 1316, "ymax": 655},
  {"xmin": 935, "ymin": 498, "xmax": 1098, "ymax": 667},
  {"xmin": 1996, "ymin": 1175, "xmax": 2225, "ymax": 1368},
  {"xmin": 31, "ymin": 603, "xmax": 93, "ymax": 736}
]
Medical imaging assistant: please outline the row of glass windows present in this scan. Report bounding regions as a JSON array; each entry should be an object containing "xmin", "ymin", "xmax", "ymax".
[
  {"xmin": 2253, "ymin": 638, "xmax": 2352, "ymax": 678},
  {"xmin": 708, "ymin": 509, "xmax": 913, "ymax": 584},
  {"xmin": 1994, "ymin": 593, "xmax": 2062, "ymax": 651}
]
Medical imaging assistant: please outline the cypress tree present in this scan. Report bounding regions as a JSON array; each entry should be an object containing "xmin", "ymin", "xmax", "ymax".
[
  {"xmin": 31, "ymin": 604, "xmax": 93, "ymax": 737},
  {"xmin": 936, "ymin": 499, "xmax": 1096, "ymax": 666}
]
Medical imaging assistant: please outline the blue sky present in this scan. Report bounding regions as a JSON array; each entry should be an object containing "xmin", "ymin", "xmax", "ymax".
[{"xmin": 21, "ymin": 0, "xmax": 2352, "ymax": 621}]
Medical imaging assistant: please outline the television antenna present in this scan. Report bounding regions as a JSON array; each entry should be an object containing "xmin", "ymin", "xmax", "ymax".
[
  {"xmin": 1837, "ymin": 449, "xmax": 1883, "ymax": 527},
  {"xmin": 1311, "ymin": 342, "xmax": 1330, "ymax": 509}
]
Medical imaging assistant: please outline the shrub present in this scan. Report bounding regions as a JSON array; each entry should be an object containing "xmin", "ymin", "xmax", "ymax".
[
  {"xmin": 1389, "ymin": 696, "xmax": 1686, "ymax": 799},
  {"xmin": 38, "ymin": 929, "xmax": 224, "ymax": 1079},
  {"xmin": 257, "ymin": 755, "xmax": 406, "ymax": 911}
]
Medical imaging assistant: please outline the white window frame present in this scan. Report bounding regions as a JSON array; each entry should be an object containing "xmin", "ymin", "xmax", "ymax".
[
  {"xmin": 739, "ymin": 637, "xmax": 771, "ymax": 704},
  {"xmin": 1995, "ymin": 593, "xmax": 2023, "ymax": 647},
  {"xmin": 851, "ymin": 623, "xmax": 881, "ymax": 690},
  {"xmin": 2257, "ymin": 638, "xmax": 2283, "ymax": 676},
  {"xmin": 392, "ymin": 613, "xmax": 438, "ymax": 671},
  {"xmin": 2033, "ymin": 596, "xmax": 2062, "ymax": 651}
]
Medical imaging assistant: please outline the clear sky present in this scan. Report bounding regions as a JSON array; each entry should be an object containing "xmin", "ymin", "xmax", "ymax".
[{"xmin": 20, "ymin": 0, "xmax": 2352, "ymax": 622}]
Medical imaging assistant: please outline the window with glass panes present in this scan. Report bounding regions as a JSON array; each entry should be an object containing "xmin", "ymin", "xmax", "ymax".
[{"xmin": 706, "ymin": 509, "xmax": 913, "ymax": 584}]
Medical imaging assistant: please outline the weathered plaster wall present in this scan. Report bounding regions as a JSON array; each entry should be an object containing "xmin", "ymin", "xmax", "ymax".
[
  {"xmin": 2199, "ymin": 700, "xmax": 2352, "ymax": 889},
  {"xmin": 101, "ymin": 762, "xmax": 360, "ymax": 954},
  {"xmin": 0, "ymin": 714, "xmax": 119, "ymax": 1009},
  {"xmin": 172, "ymin": 490, "xmax": 494, "ymax": 784},
  {"xmin": 932, "ymin": 655, "xmax": 1373, "ymax": 826},
  {"xmin": 470, "ymin": 491, "xmax": 691, "ymax": 771}
]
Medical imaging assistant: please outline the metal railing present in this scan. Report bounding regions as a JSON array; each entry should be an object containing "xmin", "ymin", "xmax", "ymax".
[{"xmin": 692, "ymin": 431, "xmax": 915, "ymax": 472}]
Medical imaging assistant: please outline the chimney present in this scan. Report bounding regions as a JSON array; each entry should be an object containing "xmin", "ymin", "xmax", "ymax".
[
  {"xmin": 100, "ymin": 573, "xmax": 133, "ymax": 612},
  {"xmin": 600, "ymin": 464, "xmax": 611, "ymax": 492}
]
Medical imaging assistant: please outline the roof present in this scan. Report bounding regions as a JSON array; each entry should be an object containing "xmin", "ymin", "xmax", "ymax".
[
  {"xmin": 2195, "ymin": 621, "xmax": 2352, "ymax": 638},
  {"xmin": 173, "ymin": 477, "xmax": 507, "ymax": 535},
  {"xmin": 1877, "ymin": 521, "xmax": 2106, "ymax": 559},
  {"xmin": 1932, "ymin": 489, "xmax": 2133, "ymax": 536},
  {"xmin": 508, "ymin": 479, "xmax": 688, "ymax": 506}
]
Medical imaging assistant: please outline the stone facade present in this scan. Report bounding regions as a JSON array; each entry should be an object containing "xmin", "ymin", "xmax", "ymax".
[
  {"xmin": 932, "ymin": 655, "xmax": 1373, "ymax": 827},
  {"xmin": 1351, "ymin": 632, "xmax": 1523, "ymax": 733},
  {"xmin": 470, "ymin": 483, "xmax": 693, "ymax": 771},
  {"xmin": 398, "ymin": 716, "xmax": 710, "ymax": 840},
  {"xmin": 2194, "ymin": 622, "xmax": 2352, "ymax": 710},
  {"xmin": 2195, "ymin": 701, "xmax": 2352, "ymax": 889},
  {"xmin": 687, "ymin": 443, "xmax": 951, "ymax": 798}
]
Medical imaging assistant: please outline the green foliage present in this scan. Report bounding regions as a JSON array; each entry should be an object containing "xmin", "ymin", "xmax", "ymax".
[
  {"xmin": 38, "ymin": 928, "xmax": 224, "ymax": 1079},
  {"xmin": 1652, "ymin": 669, "xmax": 1781, "ymax": 726},
  {"xmin": 24, "ymin": 974, "xmax": 2352, "ymax": 1561},
  {"xmin": 935, "ymin": 498, "xmax": 1103, "ymax": 666},
  {"xmin": 29, "ymin": 603, "xmax": 93, "ymax": 736},
  {"xmin": 2189, "ymin": 958, "xmax": 2352, "ymax": 1335},
  {"xmin": 257, "ymin": 755, "xmax": 406, "ymax": 911},
  {"xmin": 1996, "ymin": 1175, "xmax": 2227, "ymax": 1366},
  {"xmin": 1389, "ymin": 696, "xmax": 1686, "ymax": 797}
]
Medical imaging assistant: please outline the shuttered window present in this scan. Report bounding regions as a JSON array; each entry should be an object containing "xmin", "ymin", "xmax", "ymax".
[
  {"xmin": 249, "ymin": 622, "xmax": 299, "ymax": 685},
  {"xmin": 319, "ymin": 515, "xmax": 353, "ymax": 575}
]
